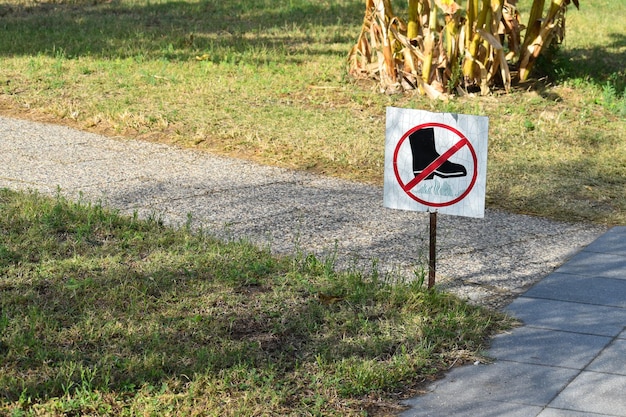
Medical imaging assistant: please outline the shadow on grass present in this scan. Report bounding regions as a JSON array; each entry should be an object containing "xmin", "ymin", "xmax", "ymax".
[
  {"xmin": 487, "ymin": 151, "xmax": 626, "ymax": 225},
  {"xmin": 0, "ymin": 188, "xmax": 329, "ymax": 401},
  {"xmin": 0, "ymin": 0, "xmax": 364, "ymax": 63},
  {"xmin": 0, "ymin": 248, "xmax": 324, "ymax": 401},
  {"xmin": 1, "ymin": 189, "xmax": 445, "ymax": 404},
  {"xmin": 536, "ymin": 32, "xmax": 626, "ymax": 94}
]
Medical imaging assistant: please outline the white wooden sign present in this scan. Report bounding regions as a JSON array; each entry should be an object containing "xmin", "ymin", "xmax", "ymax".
[{"xmin": 384, "ymin": 107, "xmax": 488, "ymax": 218}]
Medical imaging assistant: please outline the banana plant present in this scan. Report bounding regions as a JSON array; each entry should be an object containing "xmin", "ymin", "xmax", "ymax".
[
  {"xmin": 348, "ymin": 0, "xmax": 580, "ymax": 97},
  {"xmin": 518, "ymin": 0, "xmax": 580, "ymax": 81}
]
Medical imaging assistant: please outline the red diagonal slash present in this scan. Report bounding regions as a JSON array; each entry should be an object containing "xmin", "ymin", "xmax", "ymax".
[{"xmin": 402, "ymin": 137, "xmax": 470, "ymax": 192}]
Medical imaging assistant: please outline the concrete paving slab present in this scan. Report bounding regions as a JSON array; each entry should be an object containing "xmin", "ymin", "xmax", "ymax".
[
  {"xmin": 487, "ymin": 326, "xmax": 612, "ymax": 369},
  {"xmin": 399, "ymin": 395, "xmax": 544, "ymax": 417},
  {"xmin": 548, "ymin": 371, "xmax": 626, "ymax": 416},
  {"xmin": 522, "ymin": 273, "xmax": 626, "ymax": 308},
  {"xmin": 586, "ymin": 339, "xmax": 626, "ymax": 376},
  {"xmin": 555, "ymin": 251, "xmax": 626, "ymax": 281},
  {"xmin": 537, "ymin": 409, "xmax": 617, "ymax": 416},
  {"xmin": 505, "ymin": 298, "xmax": 626, "ymax": 337},
  {"xmin": 404, "ymin": 361, "xmax": 579, "ymax": 407},
  {"xmin": 584, "ymin": 226, "xmax": 626, "ymax": 255}
]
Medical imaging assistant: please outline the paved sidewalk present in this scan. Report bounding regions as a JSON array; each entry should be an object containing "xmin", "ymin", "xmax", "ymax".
[
  {"xmin": 401, "ymin": 226, "xmax": 626, "ymax": 417},
  {"xmin": 1, "ymin": 115, "xmax": 624, "ymax": 416}
]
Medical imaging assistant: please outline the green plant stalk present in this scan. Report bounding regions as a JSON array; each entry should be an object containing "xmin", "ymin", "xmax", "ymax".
[
  {"xmin": 444, "ymin": 17, "xmax": 459, "ymax": 65},
  {"xmin": 519, "ymin": 0, "xmax": 566, "ymax": 81},
  {"xmin": 465, "ymin": 0, "xmax": 478, "ymax": 50},
  {"xmin": 544, "ymin": 0, "xmax": 566, "ymax": 24},
  {"xmin": 422, "ymin": 0, "xmax": 438, "ymax": 83},
  {"xmin": 490, "ymin": 0, "xmax": 503, "ymax": 31},
  {"xmin": 521, "ymin": 0, "xmax": 546, "ymax": 56},
  {"xmin": 463, "ymin": 0, "xmax": 491, "ymax": 78},
  {"xmin": 407, "ymin": 0, "xmax": 420, "ymax": 39},
  {"xmin": 488, "ymin": 0, "xmax": 504, "ymax": 72},
  {"xmin": 482, "ymin": 5, "xmax": 493, "ymax": 67}
]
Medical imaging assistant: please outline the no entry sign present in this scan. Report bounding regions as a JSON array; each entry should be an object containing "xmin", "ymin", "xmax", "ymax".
[{"xmin": 384, "ymin": 108, "xmax": 488, "ymax": 218}]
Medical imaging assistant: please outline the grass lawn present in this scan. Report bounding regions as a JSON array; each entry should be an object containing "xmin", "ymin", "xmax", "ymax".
[
  {"xmin": 0, "ymin": 190, "xmax": 511, "ymax": 416},
  {"xmin": 0, "ymin": 0, "xmax": 624, "ymax": 415},
  {"xmin": 0, "ymin": 0, "xmax": 624, "ymax": 224}
]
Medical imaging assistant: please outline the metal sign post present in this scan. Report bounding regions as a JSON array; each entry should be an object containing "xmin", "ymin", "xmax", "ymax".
[
  {"xmin": 428, "ymin": 211, "xmax": 437, "ymax": 288},
  {"xmin": 384, "ymin": 108, "xmax": 488, "ymax": 289}
]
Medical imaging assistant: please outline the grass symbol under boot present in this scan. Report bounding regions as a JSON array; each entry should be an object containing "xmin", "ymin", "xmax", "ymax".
[{"xmin": 409, "ymin": 128, "xmax": 467, "ymax": 180}]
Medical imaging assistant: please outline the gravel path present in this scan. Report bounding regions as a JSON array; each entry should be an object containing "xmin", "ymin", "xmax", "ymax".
[{"xmin": 0, "ymin": 115, "xmax": 608, "ymax": 308}]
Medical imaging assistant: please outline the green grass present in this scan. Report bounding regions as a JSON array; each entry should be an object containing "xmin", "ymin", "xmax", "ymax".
[
  {"xmin": 0, "ymin": 0, "xmax": 625, "ymax": 224},
  {"xmin": 0, "ymin": 2, "xmax": 620, "ymax": 414},
  {"xmin": 0, "ymin": 189, "xmax": 511, "ymax": 416}
]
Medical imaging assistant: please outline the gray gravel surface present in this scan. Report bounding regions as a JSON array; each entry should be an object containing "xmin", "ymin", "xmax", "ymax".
[{"xmin": 0, "ymin": 115, "xmax": 608, "ymax": 308}]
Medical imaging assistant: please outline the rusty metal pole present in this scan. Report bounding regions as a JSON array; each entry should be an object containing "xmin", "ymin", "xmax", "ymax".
[{"xmin": 428, "ymin": 211, "xmax": 437, "ymax": 289}]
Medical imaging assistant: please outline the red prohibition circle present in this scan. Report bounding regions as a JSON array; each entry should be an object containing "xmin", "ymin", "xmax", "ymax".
[{"xmin": 393, "ymin": 122, "xmax": 478, "ymax": 207}]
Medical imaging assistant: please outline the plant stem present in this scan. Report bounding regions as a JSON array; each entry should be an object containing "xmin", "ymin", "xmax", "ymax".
[{"xmin": 408, "ymin": 0, "xmax": 420, "ymax": 40}]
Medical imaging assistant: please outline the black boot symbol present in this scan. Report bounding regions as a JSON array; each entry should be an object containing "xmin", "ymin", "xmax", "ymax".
[{"xmin": 409, "ymin": 128, "xmax": 467, "ymax": 180}]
